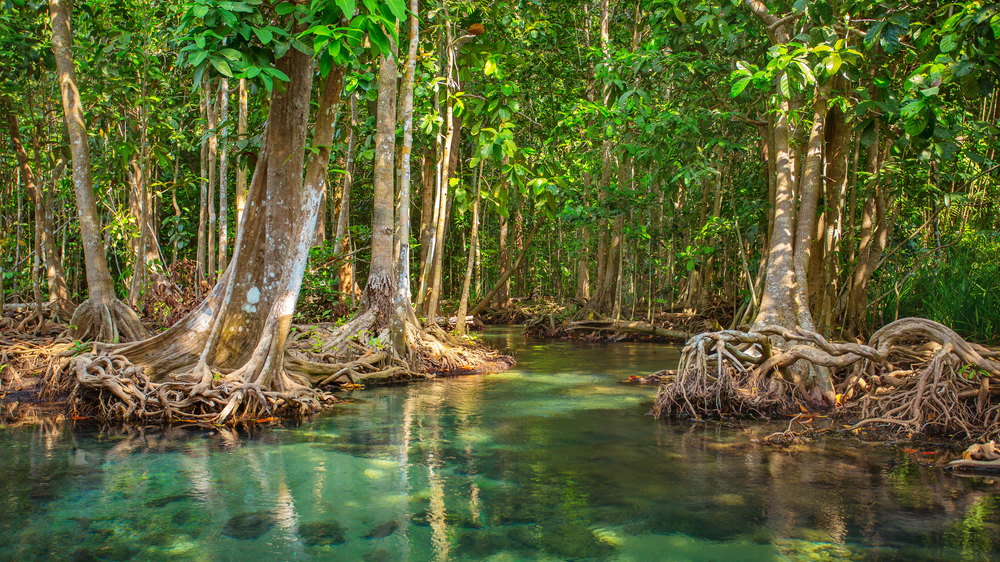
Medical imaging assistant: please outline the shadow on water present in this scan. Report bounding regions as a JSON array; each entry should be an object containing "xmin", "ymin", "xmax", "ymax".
[{"xmin": 0, "ymin": 326, "xmax": 998, "ymax": 561}]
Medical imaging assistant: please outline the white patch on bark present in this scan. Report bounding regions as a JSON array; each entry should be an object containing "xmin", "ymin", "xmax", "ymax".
[{"xmin": 247, "ymin": 286, "xmax": 261, "ymax": 304}]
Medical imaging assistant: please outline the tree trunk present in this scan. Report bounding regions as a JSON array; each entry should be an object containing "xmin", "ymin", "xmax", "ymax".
[
  {"xmin": 392, "ymin": 2, "xmax": 421, "ymax": 354},
  {"xmin": 336, "ymin": 94, "xmax": 358, "ymax": 300},
  {"xmin": 456, "ymin": 162, "xmax": 482, "ymax": 334},
  {"xmin": 366, "ymin": 48, "xmax": 399, "ymax": 332},
  {"xmin": 424, "ymin": 18, "xmax": 456, "ymax": 325},
  {"xmin": 206, "ymin": 77, "xmax": 218, "ymax": 281},
  {"xmin": 114, "ymin": 40, "xmax": 338, "ymax": 422},
  {"xmin": 471, "ymin": 217, "xmax": 544, "ymax": 316},
  {"xmin": 4, "ymin": 106, "xmax": 71, "ymax": 312},
  {"xmin": 218, "ymin": 76, "xmax": 229, "ymax": 272},
  {"xmin": 49, "ymin": 0, "xmax": 146, "ymax": 342},
  {"xmin": 235, "ymin": 77, "xmax": 248, "ymax": 230}
]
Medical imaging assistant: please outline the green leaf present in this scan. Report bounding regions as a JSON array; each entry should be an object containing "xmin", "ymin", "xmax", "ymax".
[
  {"xmin": 881, "ymin": 24, "xmax": 902, "ymax": 55},
  {"xmin": 864, "ymin": 21, "xmax": 886, "ymax": 50},
  {"xmin": 336, "ymin": 0, "xmax": 356, "ymax": 19},
  {"xmin": 368, "ymin": 24, "xmax": 390, "ymax": 57},
  {"xmin": 974, "ymin": 4, "xmax": 1000, "ymax": 24},
  {"xmin": 961, "ymin": 73, "xmax": 981, "ymax": 98},
  {"xmin": 904, "ymin": 110, "xmax": 927, "ymax": 136},
  {"xmin": 888, "ymin": 14, "xmax": 909, "ymax": 31},
  {"xmin": 385, "ymin": 0, "xmax": 406, "ymax": 23},
  {"xmin": 730, "ymin": 77, "xmax": 751, "ymax": 97},
  {"xmin": 253, "ymin": 27, "xmax": 273, "ymax": 44},
  {"xmin": 673, "ymin": 7, "xmax": 686, "ymax": 24},
  {"xmin": 825, "ymin": 53, "xmax": 841, "ymax": 74},
  {"xmin": 940, "ymin": 32, "xmax": 957, "ymax": 53},
  {"xmin": 276, "ymin": 2, "xmax": 296, "ymax": 15},
  {"xmin": 219, "ymin": 48, "xmax": 242, "ymax": 61},
  {"xmin": 779, "ymin": 73, "xmax": 792, "ymax": 98},
  {"xmin": 211, "ymin": 58, "xmax": 234, "ymax": 77},
  {"xmin": 860, "ymin": 120, "xmax": 877, "ymax": 148},
  {"xmin": 266, "ymin": 67, "xmax": 290, "ymax": 82}
]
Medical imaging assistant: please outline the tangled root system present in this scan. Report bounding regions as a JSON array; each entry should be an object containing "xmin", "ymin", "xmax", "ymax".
[
  {"xmin": 651, "ymin": 318, "xmax": 1000, "ymax": 441},
  {"xmin": 59, "ymin": 308, "xmax": 512, "ymax": 424},
  {"xmin": 67, "ymin": 298, "xmax": 147, "ymax": 343}
]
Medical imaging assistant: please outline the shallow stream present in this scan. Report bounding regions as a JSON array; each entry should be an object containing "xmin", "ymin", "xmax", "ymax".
[{"xmin": 1, "ymin": 326, "xmax": 999, "ymax": 561}]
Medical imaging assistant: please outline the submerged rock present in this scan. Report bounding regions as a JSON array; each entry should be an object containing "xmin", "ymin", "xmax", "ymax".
[
  {"xmin": 363, "ymin": 520, "xmax": 398, "ymax": 539},
  {"xmin": 299, "ymin": 521, "xmax": 346, "ymax": 547},
  {"xmin": 363, "ymin": 548, "xmax": 394, "ymax": 562},
  {"xmin": 144, "ymin": 492, "xmax": 191, "ymax": 508},
  {"xmin": 222, "ymin": 511, "xmax": 275, "ymax": 540},
  {"xmin": 538, "ymin": 521, "xmax": 617, "ymax": 559}
]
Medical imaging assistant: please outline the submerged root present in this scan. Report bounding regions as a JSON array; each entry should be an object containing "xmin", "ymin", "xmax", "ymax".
[
  {"xmin": 67, "ymin": 298, "xmax": 148, "ymax": 343},
  {"xmin": 650, "ymin": 318, "xmax": 1000, "ymax": 440}
]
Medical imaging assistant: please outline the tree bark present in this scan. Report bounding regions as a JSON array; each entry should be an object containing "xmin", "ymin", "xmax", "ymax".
[
  {"xmin": 456, "ymin": 162, "xmax": 482, "ymax": 334},
  {"xmin": 366, "ymin": 47, "xmax": 399, "ymax": 332},
  {"xmin": 49, "ymin": 0, "xmax": 146, "ymax": 342},
  {"xmin": 218, "ymin": 76, "xmax": 229, "ymax": 272},
  {"xmin": 116, "ymin": 38, "xmax": 338, "ymax": 421},
  {"xmin": 206, "ymin": 77, "xmax": 218, "ymax": 281},
  {"xmin": 391, "ymin": 1, "xmax": 421, "ymax": 353},
  {"xmin": 235, "ymin": 77, "xmax": 248, "ymax": 230}
]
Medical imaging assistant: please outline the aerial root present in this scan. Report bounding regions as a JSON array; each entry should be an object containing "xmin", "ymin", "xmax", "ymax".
[
  {"xmin": 650, "ymin": 329, "xmax": 794, "ymax": 420},
  {"xmin": 64, "ymin": 349, "xmax": 328, "ymax": 424},
  {"xmin": 650, "ymin": 317, "xmax": 1000, "ymax": 440},
  {"xmin": 55, "ymin": 305, "xmax": 513, "ymax": 423},
  {"xmin": 67, "ymin": 298, "xmax": 148, "ymax": 343},
  {"xmin": 287, "ymin": 311, "xmax": 514, "ymax": 386}
]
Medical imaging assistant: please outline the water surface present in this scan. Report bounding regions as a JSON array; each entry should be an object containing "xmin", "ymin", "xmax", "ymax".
[{"xmin": 1, "ymin": 326, "xmax": 999, "ymax": 561}]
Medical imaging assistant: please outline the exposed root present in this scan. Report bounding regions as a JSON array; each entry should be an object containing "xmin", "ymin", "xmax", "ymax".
[
  {"xmin": 16, "ymin": 303, "xmax": 46, "ymax": 336},
  {"xmin": 650, "ymin": 329, "xmax": 794, "ymax": 420},
  {"xmin": 650, "ymin": 317, "xmax": 1000, "ymax": 440},
  {"xmin": 67, "ymin": 298, "xmax": 148, "ymax": 343},
  {"xmin": 61, "ymin": 306, "xmax": 514, "ymax": 424},
  {"xmin": 65, "ymin": 349, "xmax": 330, "ymax": 423}
]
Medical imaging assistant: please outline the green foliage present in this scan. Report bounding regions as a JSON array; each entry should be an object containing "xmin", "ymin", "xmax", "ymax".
[{"xmin": 885, "ymin": 234, "xmax": 1000, "ymax": 344}]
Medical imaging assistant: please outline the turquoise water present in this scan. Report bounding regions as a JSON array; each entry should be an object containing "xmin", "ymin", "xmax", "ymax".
[{"xmin": 1, "ymin": 326, "xmax": 999, "ymax": 561}]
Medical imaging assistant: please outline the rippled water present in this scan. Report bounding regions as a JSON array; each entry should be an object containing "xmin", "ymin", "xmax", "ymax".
[{"xmin": 1, "ymin": 326, "xmax": 999, "ymax": 561}]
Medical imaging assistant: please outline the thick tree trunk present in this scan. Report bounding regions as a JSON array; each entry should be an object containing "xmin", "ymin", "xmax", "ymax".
[
  {"xmin": 49, "ymin": 0, "xmax": 146, "ymax": 342},
  {"xmin": 392, "ymin": 2, "xmax": 421, "ymax": 354},
  {"xmin": 112, "ymin": 41, "xmax": 336, "ymax": 422},
  {"xmin": 366, "ymin": 48, "xmax": 399, "ymax": 332},
  {"xmin": 791, "ymin": 86, "xmax": 829, "ymax": 332}
]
